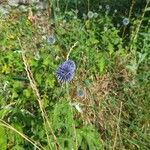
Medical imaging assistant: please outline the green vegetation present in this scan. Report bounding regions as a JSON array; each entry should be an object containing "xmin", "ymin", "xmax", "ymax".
[{"xmin": 0, "ymin": 0, "xmax": 150, "ymax": 149}]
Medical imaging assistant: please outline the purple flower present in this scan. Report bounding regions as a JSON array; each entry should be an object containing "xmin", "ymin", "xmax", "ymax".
[{"xmin": 56, "ymin": 60, "xmax": 76, "ymax": 83}]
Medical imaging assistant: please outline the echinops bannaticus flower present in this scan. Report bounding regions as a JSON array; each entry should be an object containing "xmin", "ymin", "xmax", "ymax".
[
  {"xmin": 47, "ymin": 35, "xmax": 56, "ymax": 44},
  {"xmin": 87, "ymin": 11, "xmax": 94, "ymax": 19},
  {"xmin": 77, "ymin": 88, "xmax": 84, "ymax": 97},
  {"xmin": 105, "ymin": 5, "xmax": 110, "ymax": 10},
  {"xmin": 122, "ymin": 18, "xmax": 129, "ymax": 26},
  {"xmin": 56, "ymin": 60, "xmax": 76, "ymax": 83},
  {"xmin": 99, "ymin": 5, "xmax": 102, "ymax": 10}
]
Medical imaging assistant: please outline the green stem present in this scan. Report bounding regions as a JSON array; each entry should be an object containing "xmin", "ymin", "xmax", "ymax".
[{"xmin": 65, "ymin": 83, "xmax": 78, "ymax": 150}]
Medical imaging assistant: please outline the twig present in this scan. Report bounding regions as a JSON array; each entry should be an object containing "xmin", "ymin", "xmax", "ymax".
[
  {"xmin": 66, "ymin": 41, "xmax": 78, "ymax": 60},
  {"xmin": 130, "ymin": 1, "xmax": 150, "ymax": 51},
  {"xmin": 65, "ymin": 83, "xmax": 78, "ymax": 150},
  {"xmin": 112, "ymin": 102, "xmax": 123, "ymax": 150}
]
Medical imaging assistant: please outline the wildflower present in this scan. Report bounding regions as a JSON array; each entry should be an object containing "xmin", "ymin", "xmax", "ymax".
[
  {"xmin": 77, "ymin": 88, "xmax": 84, "ymax": 98},
  {"xmin": 93, "ymin": 12, "xmax": 98, "ymax": 18},
  {"xmin": 105, "ymin": 5, "xmax": 110, "ymax": 10},
  {"xmin": 122, "ymin": 18, "xmax": 129, "ymax": 26},
  {"xmin": 114, "ymin": 9, "xmax": 117, "ymax": 13},
  {"xmin": 87, "ymin": 11, "xmax": 94, "ymax": 19},
  {"xmin": 47, "ymin": 35, "xmax": 56, "ymax": 44},
  {"xmin": 99, "ymin": 5, "xmax": 102, "ymax": 10},
  {"xmin": 83, "ymin": 13, "xmax": 87, "ymax": 20},
  {"xmin": 56, "ymin": 60, "xmax": 76, "ymax": 83},
  {"xmin": 117, "ymin": 23, "xmax": 120, "ymax": 27}
]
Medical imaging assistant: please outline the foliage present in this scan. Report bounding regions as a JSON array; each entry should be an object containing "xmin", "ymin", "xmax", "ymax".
[{"xmin": 0, "ymin": 0, "xmax": 150, "ymax": 150}]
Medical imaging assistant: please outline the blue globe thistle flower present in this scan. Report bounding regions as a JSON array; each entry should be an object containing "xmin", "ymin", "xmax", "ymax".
[
  {"xmin": 117, "ymin": 23, "xmax": 120, "ymax": 27},
  {"xmin": 77, "ymin": 88, "xmax": 84, "ymax": 98},
  {"xmin": 47, "ymin": 35, "xmax": 56, "ymax": 44},
  {"xmin": 114, "ymin": 9, "xmax": 117, "ymax": 13},
  {"xmin": 99, "ymin": 5, "xmax": 102, "ymax": 10},
  {"xmin": 87, "ymin": 11, "xmax": 94, "ymax": 19},
  {"xmin": 105, "ymin": 5, "xmax": 110, "ymax": 10},
  {"xmin": 122, "ymin": 18, "xmax": 129, "ymax": 26},
  {"xmin": 56, "ymin": 60, "xmax": 76, "ymax": 83}
]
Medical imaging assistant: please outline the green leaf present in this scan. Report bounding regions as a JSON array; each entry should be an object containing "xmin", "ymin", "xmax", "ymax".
[
  {"xmin": 98, "ymin": 57, "xmax": 105, "ymax": 73},
  {"xmin": 145, "ymin": 7, "xmax": 150, "ymax": 11},
  {"xmin": 23, "ymin": 89, "xmax": 31, "ymax": 98}
]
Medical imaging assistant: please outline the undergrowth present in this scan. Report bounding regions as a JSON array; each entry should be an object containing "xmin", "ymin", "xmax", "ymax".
[{"xmin": 0, "ymin": 0, "xmax": 150, "ymax": 150}]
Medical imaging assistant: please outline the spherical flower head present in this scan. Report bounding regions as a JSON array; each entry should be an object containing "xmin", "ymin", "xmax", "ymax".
[
  {"xmin": 99, "ymin": 5, "xmax": 102, "ymax": 10},
  {"xmin": 93, "ymin": 13, "xmax": 98, "ymax": 18},
  {"xmin": 47, "ymin": 35, "xmax": 56, "ymax": 44},
  {"xmin": 114, "ymin": 9, "xmax": 117, "ymax": 13},
  {"xmin": 122, "ymin": 18, "xmax": 129, "ymax": 26},
  {"xmin": 87, "ymin": 11, "xmax": 94, "ymax": 19},
  {"xmin": 117, "ymin": 23, "xmax": 120, "ymax": 27},
  {"xmin": 56, "ymin": 60, "xmax": 76, "ymax": 83},
  {"xmin": 77, "ymin": 88, "xmax": 84, "ymax": 97},
  {"xmin": 105, "ymin": 5, "xmax": 110, "ymax": 10}
]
